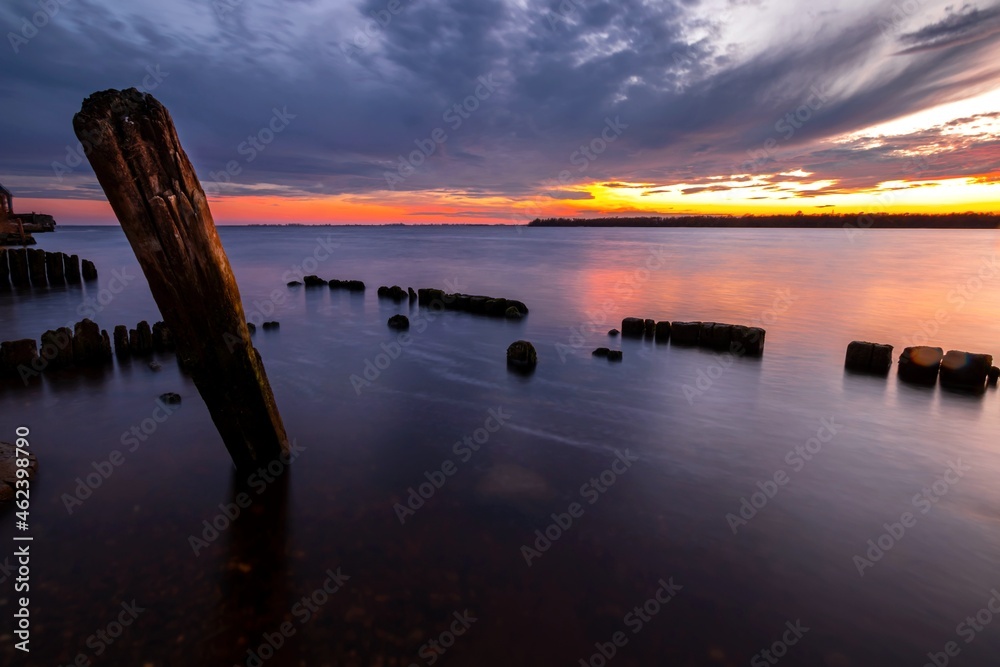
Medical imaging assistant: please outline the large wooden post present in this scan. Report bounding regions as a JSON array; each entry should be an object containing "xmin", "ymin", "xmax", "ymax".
[{"xmin": 73, "ymin": 88, "xmax": 289, "ymax": 470}]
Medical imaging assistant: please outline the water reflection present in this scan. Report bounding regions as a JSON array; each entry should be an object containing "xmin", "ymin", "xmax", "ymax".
[{"xmin": 199, "ymin": 468, "xmax": 293, "ymax": 665}]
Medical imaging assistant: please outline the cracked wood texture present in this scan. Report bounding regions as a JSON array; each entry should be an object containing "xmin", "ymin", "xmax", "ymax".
[{"xmin": 73, "ymin": 88, "xmax": 289, "ymax": 471}]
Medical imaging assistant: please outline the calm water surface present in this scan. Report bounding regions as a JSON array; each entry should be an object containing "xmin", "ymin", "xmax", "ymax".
[{"xmin": 1, "ymin": 226, "xmax": 999, "ymax": 666}]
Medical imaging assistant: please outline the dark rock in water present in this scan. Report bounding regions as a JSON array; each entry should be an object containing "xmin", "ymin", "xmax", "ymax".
[
  {"xmin": 40, "ymin": 328, "xmax": 74, "ymax": 370},
  {"xmin": 709, "ymin": 323, "xmax": 734, "ymax": 351},
  {"xmin": 608, "ymin": 329, "xmax": 620, "ymax": 337},
  {"xmin": 505, "ymin": 306, "xmax": 523, "ymax": 319},
  {"xmin": 113, "ymin": 325, "xmax": 130, "ymax": 358},
  {"xmin": 246, "ymin": 322, "xmax": 257, "ymax": 334},
  {"xmin": 506, "ymin": 300, "xmax": 529, "ymax": 316},
  {"xmin": 845, "ymin": 341, "xmax": 875, "ymax": 372},
  {"xmin": 988, "ymin": 366, "xmax": 999, "ymax": 386},
  {"xmin": 869, "ymin": 344, "xmax": 894, "ymax": 374},
  {"xmin": 845, "ymin": 340, "xmax": 892, "ymax": 374},
  {"xmin": 72, "ymin": 319, "xmax": 108, "ymax": 365},
  {"xmin": 593, "ymin": 347, "xmax": 610, "ymax": 357},
  {"xmin": 287, "ymin": 280, "xmax": 302, "ymax": 287},
  {"xmin": 607, "ymin": 350, "xmax": 623, "ymax": 362},
  {"xmin": 0, "ymin": 339, "xmax": 39, "ymax": 377},
  {"xmin": 644, "ymin": 318, "xmax": 655, "ymax": 338},
  {"xmin": 621, "ymin": 318, "xmax": 645, "ymax": 338},
  {"xmin": 330, "ymin": 279, "xmax": 366, "ymax": 291},
  {"xmin": 303, "ymin": 275, "xmax": 327, "ymax": 287},
  {"xmin": 467, "ymin": 296, "xmax": 489, "ymax": 314},
  {"xmin": 378, "ymin": 285, "xmax": 407, "ymax": 301},
  {"xmin": 733, "ymin": 326, "xmax": 766, "ymax": 356},
  {"xmin": 897, "ymin": 346, "xmax": 943, "ymax": 385},
  {"xmin": 159, "ymin": 392, "xmax": 182, "ymax": 405},
  {"xmin": 417, "ymin": 288, "xmax": 446, "ymax": 306},
  {"xmin": 63, "ymin": 253, "xmax": 81, "ymax": 284},
  {"xmin": 940, "ymin": 350, "xmax": 993, "ymax": 390},
  {"xmin": 670, "ymin": 321, "xmax": 701, "ymax": 345},
  {"xmin": 507, "ymin": 340, "xmax": 537, "ymax": 369},
  {"xmin": 81, "ymin": 259, "xmax": 98, "ymax": 281},
  {"xmin": 485, "ymin": 298, "xmax": 510, "ymax": 317},
  {"xmin": 148, "ymin": 360, "xmax": 161, "ymax": 371},
  {"xmin": 129, "ymin": 321, "xmax": 154, "ymax": 356},
  {"xmin": 151, "ymin": 321, "xmax": 174, "ymax": 351},
  {"xmin": 698, "ymin": 322, "xmax": 717, "ymax": 347},
  {"xmin": 27, "ymin": 248, "xmax": 47, "ymax": 286},
  {"xmin": 408, "ymin": 287, "xmax": 417, "ymax": 301},
  {"xmin": 654, "ymin": 321, "xmax": 671, "ymax": 343},
  {"xmin": 387, "ymin": 314, "xmax": 410, "ymax": 330},
  {"xmin": 262, "ymin": 321, "xmax": 280, "ymax": 330},
  {"xmin": 45, "ymin": 251, "xmax": 66, "ymax": 284}
]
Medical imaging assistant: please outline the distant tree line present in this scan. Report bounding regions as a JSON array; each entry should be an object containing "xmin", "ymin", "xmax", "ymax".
[{"xmin": 527, "ymin": 212, "xmax": 1000, "ymax": 228}]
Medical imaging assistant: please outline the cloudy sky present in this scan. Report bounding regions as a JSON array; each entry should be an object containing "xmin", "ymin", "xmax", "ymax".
[{"xmin": 1, "ymin": 0, "xmax": 999, "ymax": 223}]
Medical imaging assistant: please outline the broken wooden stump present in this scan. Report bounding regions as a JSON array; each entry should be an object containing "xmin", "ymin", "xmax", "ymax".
[
  {"xmin": 8, "ymin": 248, "xmax": 29, "ymax": 287},
  {"xmin": 45, "ymin": 251, "xmax": 66, "ymax": 284},
  {"xmin": 81, "ymin": 259, "xmax": 98, "ymax": 281},
  {"xmin": 26, "ymin": 248, "xmax": 47, "ymax": 286},
  {"xmin": 897, "ymin": 346, "xmax": 942, "ymax": 385},
  {"xmin": 845, "ymin": 341, "xmax": 893, "ymax": 375},
  {"xmin": 621, "ymin": 317, "xmax": 645, "ymax": 338},
  {"xmin": 64, "ymin": 254, "xmax": 81, "ymax": 283},
  {"xmin": 74, "ymin": 87, "xmax": 289, "ymax": 470},
  {"xmin": 40, "ymin": 328, "xmax": 75, "ymax": 370},
  {"xmin": 940, "ymin": 350, "xmax": 993, "ymax": 391}
]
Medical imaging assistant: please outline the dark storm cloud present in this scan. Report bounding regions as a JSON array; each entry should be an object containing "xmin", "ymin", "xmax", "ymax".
[
  {"xmin": 896, "ymin": 3, "xmax": 1000, "ymax": 53},
  {"xmin": 0, "ymin": 0, "xmax": 998, "ymax": 206}
]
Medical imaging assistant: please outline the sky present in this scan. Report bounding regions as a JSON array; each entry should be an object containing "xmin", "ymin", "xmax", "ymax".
[{"xmin": 1, "ymin": 0, "xmax": 998, "ymax": 224}]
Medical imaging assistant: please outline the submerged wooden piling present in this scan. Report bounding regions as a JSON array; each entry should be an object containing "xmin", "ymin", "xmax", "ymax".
[
  {"xmin": 8, "ymin": 249, "xmax": 28, "ymax": 287},
  {"xmin": 26, "ymin": 248, "xmax": 47, "ymax": 286},
  {"xmin": 73, "ymin": 87, "xmax": 288, "ymax": 470},
  {"xmin": 0, "ymin": 249, "xmax": 9, "ymax": 290}
]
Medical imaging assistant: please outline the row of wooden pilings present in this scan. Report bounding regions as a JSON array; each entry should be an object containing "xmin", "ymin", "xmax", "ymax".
[{"xmin": 0, "ymin": 247, "xmax": 97, "ymax": 289}]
